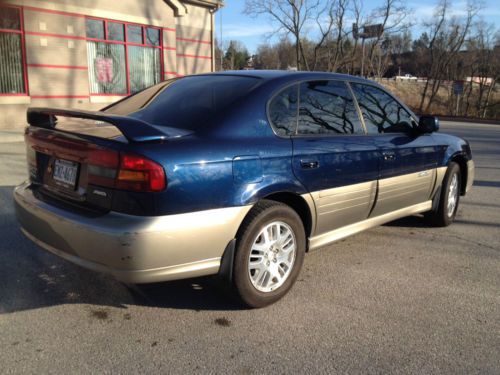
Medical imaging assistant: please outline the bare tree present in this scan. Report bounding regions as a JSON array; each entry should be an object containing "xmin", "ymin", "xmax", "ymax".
[
  {"xmin": 244, "ymin": 0, "xmax": 326, "ymax": 70},
  {"xmin": 244, "ymin": 0, "xmax": 408, "ymax": 75},
  {"xmin": 346, "ymin": 0, "xmax": 363, "ymax": 74},
  {"xmin": 418, "ymin": 0, "xmax": 481, "ymax": 113},
  {"xmin": 254, "ymin": 43, "xmax": 281, "ymax": 69},
  {"xmin": 363, "ymin": 0, "xmax": 411, "ymax": 77},
  {"xmin": 245, "ymin": 0, "xmax": 499, "ymax": 119},
  {"xmin": 470, "ymin": 22, "xmax": 500, "ymax": 118},
  {"xmin": 306, "ymin": 0, "xmax": 346, "ymax": 71},
  {"xmin": 316, "ymin": 0, "xmax": 351, "ymax": 72}
]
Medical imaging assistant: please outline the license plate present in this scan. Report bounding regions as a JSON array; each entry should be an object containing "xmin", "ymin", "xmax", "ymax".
[{"xmin": 53, "ymin": 159, "xmax": 79, "ymax": 188}]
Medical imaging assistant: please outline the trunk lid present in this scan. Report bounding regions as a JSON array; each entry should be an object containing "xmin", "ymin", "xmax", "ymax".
[
  {"xmin": 25, "ymin": 107, "xmax": 180, "ymax": 213},
  {"xmin": 27, "ymin": 126, "xmax": 127, "ymax": 212}
]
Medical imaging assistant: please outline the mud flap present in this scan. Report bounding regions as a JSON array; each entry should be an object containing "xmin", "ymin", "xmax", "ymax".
[{"xmin": 218, "ymin": 239, "xmax": 236, "ymax": 282}]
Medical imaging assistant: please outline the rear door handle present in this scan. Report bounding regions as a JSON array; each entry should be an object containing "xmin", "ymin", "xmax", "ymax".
[
  {"xmin": 300, "ymin": 160, "xmax": 319, "ymax": 169},
  {"xmin": 382, "ymin": 152, "xmax": 396, "ymax": 161}
]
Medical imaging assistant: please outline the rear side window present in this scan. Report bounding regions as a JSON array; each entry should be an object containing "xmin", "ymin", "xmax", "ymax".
[
  {"xmin": 104, "ymin": 76, "xmax": 260, "ymax": 131},
  {"xmin": 350, "ymin": 83, "xmax": 415, "ymax": 134},
  {"xmin": 268, "ymin": 85, "xmax": 298, "ymax": 136},
  {"xmin": 298, "ymin": 80, "xmax": 364, "ymax": 135}
]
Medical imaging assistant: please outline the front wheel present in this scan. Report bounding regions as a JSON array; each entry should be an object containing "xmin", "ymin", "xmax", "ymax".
[
  {"xmin": 233, "ymin": 200, "xmax": 306, "ymax": 308},
  {"xmin": 426, "ymin": 162, "xmax": 461, "ymax": 227}
]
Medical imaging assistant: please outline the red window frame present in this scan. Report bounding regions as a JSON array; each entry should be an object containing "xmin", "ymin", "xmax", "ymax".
[
  {"xmin": 85, "ymin": 16, "xmax": 164, "ymax": 96},
  {"xmin": 0, "ymin": 4, "xmax": 29, "ymax": 96}
]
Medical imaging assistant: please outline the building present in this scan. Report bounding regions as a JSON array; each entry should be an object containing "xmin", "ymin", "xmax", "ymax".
[{"xmin": 0, "ymin": 0, "xmax": 222, "ymax": 128}]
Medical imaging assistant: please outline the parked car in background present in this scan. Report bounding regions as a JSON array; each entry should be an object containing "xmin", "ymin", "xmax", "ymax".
[
  {"xmin": 394, "ymin": 74, "xmax": 418, "ymax": 81},
  {"xmin": 14, "ymin": 71, "xmax": 474, "ymax": 307}
]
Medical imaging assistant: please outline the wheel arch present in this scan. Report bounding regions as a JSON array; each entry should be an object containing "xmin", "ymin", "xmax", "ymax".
[
  {"xmin": 220, "ymin": 190, "xmax": 315, "ymax": 281},
  {"xmin": 450, "ymin": 153, "xmax": 468, "ymax": 195},
  {"xmin": 261, "ymin": 191, "xmax": 315, "ymax": 244}
]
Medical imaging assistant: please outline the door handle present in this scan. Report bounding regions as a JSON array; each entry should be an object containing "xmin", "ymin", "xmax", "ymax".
[
  {"xmin": 382, "ymin": 152, "xmax": 396, "ymax": 161},
  {"xmin": 300, "ymin": 160, "xmax": 319, "ymax": 169}
]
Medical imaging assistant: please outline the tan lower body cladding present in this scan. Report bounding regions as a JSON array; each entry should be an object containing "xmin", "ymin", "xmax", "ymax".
[{"xmin": 305, "ymin": 167, "xmax": 447, "ymax": 250}]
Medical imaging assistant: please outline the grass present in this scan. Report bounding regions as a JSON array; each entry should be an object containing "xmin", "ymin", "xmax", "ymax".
[{"xmin": 375, "ymin": 79, "xmax": 500, "ymax": 120}]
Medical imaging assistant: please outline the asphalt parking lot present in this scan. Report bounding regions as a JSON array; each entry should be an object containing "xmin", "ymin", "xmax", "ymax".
[{"xmin": 0, "ymin": 122, "xmax": 499, "ymax": 374}]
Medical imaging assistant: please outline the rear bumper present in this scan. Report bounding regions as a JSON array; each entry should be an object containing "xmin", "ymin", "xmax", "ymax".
[
  {"xmin": 466, "ymin": 160, "xmax": 475, "ymax": 194},
  {"xmin": 14, "ymin": 182, "xmax": 251, "ymax": 283}
]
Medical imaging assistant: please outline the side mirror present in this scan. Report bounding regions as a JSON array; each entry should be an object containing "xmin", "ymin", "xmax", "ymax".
[{"xmin": 417, "ymin": 115, "xmax": 439, "ymax": 134}]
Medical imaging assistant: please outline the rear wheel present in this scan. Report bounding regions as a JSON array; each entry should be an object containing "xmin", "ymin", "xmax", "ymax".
[
  {"xmin": 233, "ymin": 200, "xmax": 306, "ymax": 308},
  {"xmin": 426, "ymin": 162, "xmax": 461, "ymax": 227}
]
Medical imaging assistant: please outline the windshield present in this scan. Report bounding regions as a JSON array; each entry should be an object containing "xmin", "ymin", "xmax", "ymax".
[{"xmin": 104, "ymin": 75, "xmax": 260, "ymax": 131}]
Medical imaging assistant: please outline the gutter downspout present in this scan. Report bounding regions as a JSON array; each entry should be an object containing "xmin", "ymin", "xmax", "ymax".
[
  {"xmin": 209, "ymin": 2, "xmax": 223, "ymax": 72},
  {"xmin": 210, "ymin": 8, "xmax": 215, "ymax": 72}
]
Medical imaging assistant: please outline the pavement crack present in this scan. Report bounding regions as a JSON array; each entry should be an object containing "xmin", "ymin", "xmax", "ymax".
[{"xmin": 448, "ymin": 234, "xmax": 500, "ymax": 252}]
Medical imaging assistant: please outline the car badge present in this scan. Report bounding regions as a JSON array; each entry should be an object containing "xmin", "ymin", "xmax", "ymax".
[{"xmin": 92, "ymin": 189, "xmax": 107, "ymax": 197}]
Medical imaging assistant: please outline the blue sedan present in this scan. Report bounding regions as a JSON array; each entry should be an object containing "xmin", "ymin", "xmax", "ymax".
[{"xmin": 14, "ymin": 71, "xmax": 474, "ymax": 307}]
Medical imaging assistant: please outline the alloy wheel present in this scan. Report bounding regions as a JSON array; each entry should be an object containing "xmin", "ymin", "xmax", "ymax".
[{"xmin": 247, "ymin": 221, "xmax": 296, "ymax": 293}]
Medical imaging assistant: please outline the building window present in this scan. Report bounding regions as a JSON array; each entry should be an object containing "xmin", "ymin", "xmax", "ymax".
[
  {"xmin": 0, "ymin": 5, "xmax": 27, "ymax": 95},
  {"xmin": 85, "ymin": 18, "xmax": 162, "ymax": 95}
]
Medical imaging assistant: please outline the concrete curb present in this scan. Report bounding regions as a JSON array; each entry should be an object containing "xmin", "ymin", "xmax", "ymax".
[
  {"xmin": 440, "ymin": 120, "xmax": 500, "ymax": 127},
  {"xmin": 431, "ymin": 116, "xmax": 500, "ymax": 125}
]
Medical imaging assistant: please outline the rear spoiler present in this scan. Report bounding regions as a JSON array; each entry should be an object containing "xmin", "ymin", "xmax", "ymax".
[{"xmin": 27, "ymin": 107, "xmax": 168, "ymax": 143}]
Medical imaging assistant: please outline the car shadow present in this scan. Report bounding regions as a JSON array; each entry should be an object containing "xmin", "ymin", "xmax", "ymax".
[
  {"xmin": 0, "ymin": 186, "xmax": 244, "ymax": 314},
  {"xmin": 384, "ymin": 214, "xmax": 432, "ymax": 228},
  {"xmin": 128, "ymin": 278, "xmax": 244, "ymax": 311}
]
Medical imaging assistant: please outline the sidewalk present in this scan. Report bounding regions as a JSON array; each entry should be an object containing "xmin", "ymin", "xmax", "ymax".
[{"xmin": 0, "ymin": 129, "xmax": 24, "ymax": 143}]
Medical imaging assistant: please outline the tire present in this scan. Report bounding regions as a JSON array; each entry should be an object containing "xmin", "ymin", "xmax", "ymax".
[
  {"xmin": 426, "ymin": 162, "xmax": 461, "ymax": 227},
  {"xmin": 233, "ymin": 200, "xmax": 306, "ymax": 308}
]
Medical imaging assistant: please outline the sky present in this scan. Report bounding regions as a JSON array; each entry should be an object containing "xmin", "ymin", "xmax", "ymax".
[{"xmin": 215, "ymin": 0, "xmax": 500, "ymax": 54}]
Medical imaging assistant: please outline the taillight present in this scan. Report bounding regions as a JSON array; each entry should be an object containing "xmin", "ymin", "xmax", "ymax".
[
  {"xmin": 87, "ymin": 148, "xmax": 120, "ymax": 188},
  {"xmin": 116, "ymin": 154, "xmax": 166, "ymax": 192},
  {"xmin": 87, "ymin": 150, "xmax": 166, "ymax": 192}
]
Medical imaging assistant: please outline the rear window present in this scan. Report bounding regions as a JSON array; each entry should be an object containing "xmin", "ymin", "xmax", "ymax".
[{"xmin": 104, "ymin": 75, "xmax": 260, "ymax": 131}]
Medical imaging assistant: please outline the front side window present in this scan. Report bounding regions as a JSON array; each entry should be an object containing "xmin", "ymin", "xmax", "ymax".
[
  {"xmin": 268, "ymin": 85, "xmax": 298, "ymax": 136},
  {"xmin": 86, "ymin": 18, "xmax": 161, "ymax": 95},
  {"xmin": 350, "ymin": 83, "xmax": 415, "ymax": 134},
  {"xmin": 298, "ymin": 80, "xmax": 364, "ymax": 135},
  {"xmin": 0, "ymin": 6, "xmax": 26, "ymax": 94}
]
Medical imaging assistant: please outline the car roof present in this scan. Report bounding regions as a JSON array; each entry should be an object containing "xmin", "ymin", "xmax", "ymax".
[
  {"xmin": 194, "ymin": 70, "xmax": 371, "ymax": 84},
  {"xmin": 192, "ymin": 70, "xmax": 418, "ymax": 122}
]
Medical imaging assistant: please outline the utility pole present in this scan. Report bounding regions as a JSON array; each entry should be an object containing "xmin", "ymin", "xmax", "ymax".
[
  {"xmin": 453, "ymin": 80, "xmax": 464, "ymax": 116},
  {"xmin": 220, "ymin": 9, "xmax": 223, "ymax": 71},
  {"xmin": 361, "ymin": 38, "xmax": 365, "ymax": 77},
  {"xmin": 294, "ymin": 5, "xmax": 300, "ymax": 70}
]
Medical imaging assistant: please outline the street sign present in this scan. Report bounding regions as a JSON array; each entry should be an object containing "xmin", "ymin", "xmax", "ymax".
[
  {"xmin": 353, "ymin": 23, "xmax": 384, "ymax": 77},
  {"xmin": 363, "ymin": 24, "xmax": 384, "ymax": 38},
  {"xmin": 453, "ymin": 80, "xmax": 464, "ymax": 95},
  {"xmin": 352, "ymin": 23, "xmax": 383, "ymax": 39}
]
